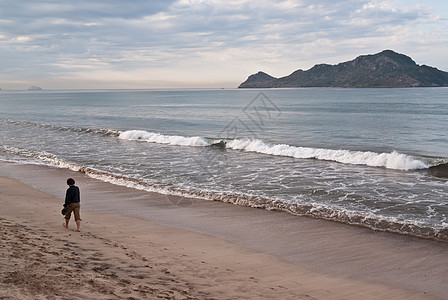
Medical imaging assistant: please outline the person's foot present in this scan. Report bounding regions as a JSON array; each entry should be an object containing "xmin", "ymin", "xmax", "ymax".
[{"xmin": 63, "ymin": 223, "xmax": 68, "ymax": 228}]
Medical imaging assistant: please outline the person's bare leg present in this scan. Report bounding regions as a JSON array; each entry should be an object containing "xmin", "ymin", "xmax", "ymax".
[
  {"xmin": 76, "ymin": 220, "xmax": 80, "ymax": 232},
  {"xmin": 63, "ymin": 218, "xmax": 69, "ymax": 228}
]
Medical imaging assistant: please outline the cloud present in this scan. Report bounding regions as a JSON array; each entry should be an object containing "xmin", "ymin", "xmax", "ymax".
[
  {"xmin": 0, "ymin": 1, "xmax": 174, "ymax": 21},
  {"xmin": 0, "ymin": 0, "xmax": 447, "ymax": 89}
]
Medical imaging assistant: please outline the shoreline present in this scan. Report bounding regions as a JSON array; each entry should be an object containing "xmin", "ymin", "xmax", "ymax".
[{"xmin": 1, "ymin": 162, "xmax": 448, "ymax": 298}]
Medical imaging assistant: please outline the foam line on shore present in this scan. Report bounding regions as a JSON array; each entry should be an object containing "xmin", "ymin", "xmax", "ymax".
[
  {"xmin": 1, "ymin": 147, "xmax": 447, "ymax": 242},
  {"xmin": 1, "ymin": 169, "xmax": 448, "ymax": 299}
]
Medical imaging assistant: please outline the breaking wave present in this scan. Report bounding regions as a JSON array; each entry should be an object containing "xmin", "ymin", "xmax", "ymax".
[
  {"xmin": 225, "ymin": 139, "xmax": 429, "ymax": 171},
  {"xmin": 118, "ymin": 130, "xmax": 435, "ymax": 171},
  {"xmin": 118, "ymin": 130, "xmax": 209, "ymax": 147},
  {"xmin": 1, "ymin": 118, "xmax": 443, "ymax": 172}
]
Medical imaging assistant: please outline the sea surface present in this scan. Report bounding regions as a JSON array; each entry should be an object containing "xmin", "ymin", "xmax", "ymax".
[{"xmin": 1, "ymin": 88, "xmax": 448, "ymax": 241}]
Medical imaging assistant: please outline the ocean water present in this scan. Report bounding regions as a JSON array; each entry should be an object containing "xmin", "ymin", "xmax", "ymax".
[{"xmin": 1, "ymin": 88, "xmax": 448, "ymax": 241}]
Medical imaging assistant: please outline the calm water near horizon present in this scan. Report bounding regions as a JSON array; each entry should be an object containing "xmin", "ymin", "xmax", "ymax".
[{"xmin": 1, "ymin": 88, "xmax": 447, "ymax": 241}]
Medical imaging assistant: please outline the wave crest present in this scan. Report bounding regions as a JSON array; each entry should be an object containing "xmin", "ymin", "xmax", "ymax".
[
  {"xmin": 118, "ymin": 130, "xmax": 431, "ymax": 170},
  {"xmin": 118, "ymin": 130, "xmax": 209, "ymax": 147},
  {"xmin": 1, "ymin": 117, "xmax": 435, "ymax": 171},
  {"xmin": 226, "ymin": 139, "xmax": 428, "ymax": 170}
]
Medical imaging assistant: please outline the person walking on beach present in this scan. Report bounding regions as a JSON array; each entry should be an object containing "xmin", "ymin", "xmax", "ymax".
[{"xmin": 63, "ymin": 178, "xmax": 81, "ymax": 232}]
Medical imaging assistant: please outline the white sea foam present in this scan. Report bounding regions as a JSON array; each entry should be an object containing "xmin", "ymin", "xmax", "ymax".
[
  {"xmin": 2, "ymin": 145, "xmax": 447, "ymax": 241},
  {"xmin": 118, "ymin": 130, "xmax": 209, "ymax": 147},
  {"xmin": 226, "ymin": 139, "xmax": 429, "ymax": 170},
  {"xmin": 117, "ymin": 130, "xmax": 429, "ymax": 170},
  {"xmin": 0, "ymin": 145, "xmax": 196, "ymax": 198},
  {"xmin": 0, "ymin": 145, "xmax": 84, "ymax": 171}
]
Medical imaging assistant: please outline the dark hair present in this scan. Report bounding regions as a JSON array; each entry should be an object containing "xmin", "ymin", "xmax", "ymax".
[{"xmin": 67, "ymin": 178, "xmax": 75, "ymax": 185}]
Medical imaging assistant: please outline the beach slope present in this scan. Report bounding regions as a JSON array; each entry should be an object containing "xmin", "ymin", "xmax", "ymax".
[{"xmin": 0, "ymin": 176, "xmax": 440, "ymax": 299}]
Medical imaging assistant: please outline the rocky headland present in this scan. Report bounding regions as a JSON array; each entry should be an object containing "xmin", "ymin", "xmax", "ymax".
[{"xmin": 239, "ymin": 50, "xmax": 448, "ymax": 88}]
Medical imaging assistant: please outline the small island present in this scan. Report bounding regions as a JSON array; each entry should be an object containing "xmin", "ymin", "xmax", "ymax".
[
  {"xmin": 239, "ymin": 50, "xmax": 448, "ymax": 88},
  {"xmin": 28, "ymin": 86, "xmax": 42, "ymax": 90}
]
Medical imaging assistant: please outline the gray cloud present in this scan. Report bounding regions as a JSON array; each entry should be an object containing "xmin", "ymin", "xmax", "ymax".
[
  {"xmin": 0, "ymin": 1, "xmax": 174, "ymax": 21},
  {"xmin": 0, "ymin": 0, "xmax": 447, "ymax": 89}
]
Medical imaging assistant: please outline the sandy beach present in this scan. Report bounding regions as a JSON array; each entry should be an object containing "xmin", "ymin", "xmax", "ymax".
[{"xmin": 1, "ymin": 163, "xmax": 448, "ymax": 299}]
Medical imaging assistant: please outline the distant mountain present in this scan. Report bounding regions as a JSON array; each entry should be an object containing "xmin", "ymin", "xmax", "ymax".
[
  {"xmin": 238, "ymin": 50, "xmax": 448, "ymax": 88},
  {"xmin": 28, "ymin": 86, "xmax": 42, "ymax": 90}
]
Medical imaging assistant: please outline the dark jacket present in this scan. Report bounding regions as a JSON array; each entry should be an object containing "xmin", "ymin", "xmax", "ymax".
[{"xmin": 65, "ymin": 185, "xmax": 80, "ymax": 206}]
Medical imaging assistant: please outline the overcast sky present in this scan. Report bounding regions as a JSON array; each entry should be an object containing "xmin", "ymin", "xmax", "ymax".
[{"xmin": 1, "ymin": 0, "xmax": 447, "ymax": 89}]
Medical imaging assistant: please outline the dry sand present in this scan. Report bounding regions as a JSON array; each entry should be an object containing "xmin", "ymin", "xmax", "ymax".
[{"xmin": 0, "ymin": 168, "xmax": 447, "ymax": 299}]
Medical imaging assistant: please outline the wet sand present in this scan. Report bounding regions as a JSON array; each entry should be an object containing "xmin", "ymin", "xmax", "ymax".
[{"xmin": 1, "ymin": 162, "xmax": 447, "ymax": 299}]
